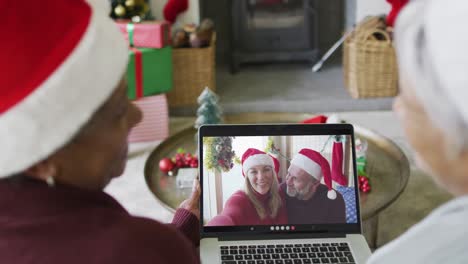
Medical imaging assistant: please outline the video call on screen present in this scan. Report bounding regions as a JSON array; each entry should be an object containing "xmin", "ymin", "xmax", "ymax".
[{"xmin": 202, "ymin": 135, "xmax": 358, "ymax": 228}]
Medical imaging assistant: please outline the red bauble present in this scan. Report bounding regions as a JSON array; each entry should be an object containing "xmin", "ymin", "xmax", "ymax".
[
  {"xmin": 190, "ymin": 160, "xmax": 198, "ymax": 168},
  {"xmin": 159, "ymin": 158, "xmax": 175, "ymax": 173},
  {"xmin": 362, "ymin": 186, "xmax": 371, "ymax": 193},
  {"xmin": 175, "ymin": 160, "xmax": 184, "ymax": 168}
]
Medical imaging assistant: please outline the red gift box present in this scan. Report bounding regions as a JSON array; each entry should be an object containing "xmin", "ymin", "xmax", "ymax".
[
  {"xmin": 116, "ymin": 21, "xmax": 171, "ymax": 49},
  {"xmin": 128, "ymin": 94, "xmax": 169, "ymax": 142}
]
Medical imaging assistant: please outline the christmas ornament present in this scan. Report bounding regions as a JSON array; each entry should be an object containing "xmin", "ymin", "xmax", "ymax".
[
  {"xmin": 159, "ymin": 158, "xmax": 175, "ymax": 174},
  {"xmin": 358, "ymin": 175, "xmax": 371, "ymax": 193},
  {"xmin": 125, "ymin": 0, "xmax": 135, "ymax": 8},
  {"xmin": 114, "ymin": 4, "xmax": 126, "ymax": 17},
  {"xmin": 159, "ymin": 148, "xmax": 198, "ymax": 175},
  {"xmin": 109, "ymin": 0, "xmax": 152, "ymax": 21}
]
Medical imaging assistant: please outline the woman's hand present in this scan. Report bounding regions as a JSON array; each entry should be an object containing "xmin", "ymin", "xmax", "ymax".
[{"xmin": 178, "ymin": 179, "xmax": 200, "ymax": 220}]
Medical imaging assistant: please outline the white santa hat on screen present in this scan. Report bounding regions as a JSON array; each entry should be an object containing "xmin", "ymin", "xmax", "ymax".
[
  {"xmin": 395, "ymin": 0, "xmax": 468, "ymax": 152},
  {"xmin": 290, "ymin": 148, "xmax": 337, "ymax": 200},
  {"xmin": 0, "ymin": 0, "xmax": 128, "ymax": 178},
  {"xmin": 242, "ymin": 148, "xmax": 280, "ymax": 182}
]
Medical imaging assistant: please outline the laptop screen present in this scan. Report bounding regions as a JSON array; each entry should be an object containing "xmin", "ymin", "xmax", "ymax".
[{"xmin": 199, "ymin": 124, "xmax": 361, "ymax": 237}]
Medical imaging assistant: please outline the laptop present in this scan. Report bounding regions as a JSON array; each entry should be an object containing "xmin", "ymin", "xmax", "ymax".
[{"xmin": 199, "ymin": 124, "xmax": 371, "ymax": 264}]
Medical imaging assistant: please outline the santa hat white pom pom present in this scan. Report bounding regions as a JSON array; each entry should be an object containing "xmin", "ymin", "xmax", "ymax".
[{"xmin": 327, "ymin": 189, "xmax": 337, "ymax": 200}]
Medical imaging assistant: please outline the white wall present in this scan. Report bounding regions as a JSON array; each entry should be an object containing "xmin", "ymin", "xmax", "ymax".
[
  {"xmin": 151, "ymin": 0, "xmax": 200, "ymax": 24},
  {"xmin": 356, "ymin": 0, "xmax": 391, "ymax": 22}
]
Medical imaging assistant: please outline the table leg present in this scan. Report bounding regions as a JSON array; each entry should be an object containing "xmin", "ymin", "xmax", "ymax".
[{"xmin": 363, "ymin": 214, "xmax": 379, "ymax": 251}]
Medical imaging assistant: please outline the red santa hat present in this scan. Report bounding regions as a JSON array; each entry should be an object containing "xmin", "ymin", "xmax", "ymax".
[
  {"xmin": 290, "ymin": 148, "xmax": 337, "ymax": 200},
  {"xmin": 242, "ymin": 148, "xmax": 280, "ymax": 181},
  {"xmin": 0, "ymin": 0, "xmax": 128, "ymax": 178}
]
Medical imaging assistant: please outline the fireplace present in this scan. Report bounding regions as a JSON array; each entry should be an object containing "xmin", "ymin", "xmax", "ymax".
[{"xmin": 230, "ymin": 0, "xmax": 319, "ymax": 72}]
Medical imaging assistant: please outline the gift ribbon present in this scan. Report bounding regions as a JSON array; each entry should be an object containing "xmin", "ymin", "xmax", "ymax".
[
  {"xmin": 127, "ymin": 23, "xmax": 135, "ymax": 47},
  {"xmin": 130, "ymin": 47, "xmax": 143, "ymax": 98}
]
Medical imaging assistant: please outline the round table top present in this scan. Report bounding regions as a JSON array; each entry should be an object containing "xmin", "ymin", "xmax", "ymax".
[{"xmin": 144, "ymin": 113, "xmax": 410, "ymax": 220}]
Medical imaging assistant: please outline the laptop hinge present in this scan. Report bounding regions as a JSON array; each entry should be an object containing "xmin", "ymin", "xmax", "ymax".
[{"xmin": 218, "ymin": 232, "xmax": 345, "ymax": 241}]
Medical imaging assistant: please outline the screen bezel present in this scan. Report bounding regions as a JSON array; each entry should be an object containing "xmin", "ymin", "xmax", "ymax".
[{"xmin": 199, "ymin": 123, "xmax": 362, "ymax": 238}]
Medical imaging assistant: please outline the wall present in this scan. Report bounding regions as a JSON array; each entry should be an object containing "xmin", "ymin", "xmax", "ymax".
[{"xmin": 355, "ymin": 0, "xmax": 390, "ymax": 22}]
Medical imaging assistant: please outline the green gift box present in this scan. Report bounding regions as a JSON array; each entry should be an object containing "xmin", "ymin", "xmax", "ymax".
[{"xmin": 127, "ymin": 46, "xmax": 173, "ymax": 100}]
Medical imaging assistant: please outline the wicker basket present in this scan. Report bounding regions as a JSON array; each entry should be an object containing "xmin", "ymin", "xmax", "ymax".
[
  {"xmin": 167, "ymin": 33, "xmax": 216, "ymax": 107},
  {"xmin": 343, "ymin": 20, "xmax": 398, "ymax": 98}
]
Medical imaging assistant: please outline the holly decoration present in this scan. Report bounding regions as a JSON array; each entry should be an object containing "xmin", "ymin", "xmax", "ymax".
[
  {"xmin": 204, "ymin": 137, "xmax": 237, "ymax": 173},
  {"xmin": 159, "ymin": 148, "xmax": 198, "ymax": 175}
]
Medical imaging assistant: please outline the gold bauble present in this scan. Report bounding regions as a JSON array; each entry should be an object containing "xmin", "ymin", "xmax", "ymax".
[
  {"xmin": 125, "ymin": 0, "xmax": 135, "ymax": 8},
  {"xmin": 114, "ymin": 5, "xmax": 126, "ymax": 17}
]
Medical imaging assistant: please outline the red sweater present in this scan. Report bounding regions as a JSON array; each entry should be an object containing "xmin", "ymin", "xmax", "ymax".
[
  {"xmin": 0, "ymin": 175, "xmax": 200, "ymax": 264},
  {"xmin": 207, "ymin": 190, "xmax": 288, "ymax": 226}
]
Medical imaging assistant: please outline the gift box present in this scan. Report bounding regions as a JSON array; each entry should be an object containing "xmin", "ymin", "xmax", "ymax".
[
  {"xmin": 116, "ymin": 21, "xmax": 171, "ymax": 49},
  {"xmin": 127, "ymin": 46, "xmax": 173, "ymax": 100},
  {"xmin": 128, "ymin": 94, "xmax": 169, "ymax": 143}
]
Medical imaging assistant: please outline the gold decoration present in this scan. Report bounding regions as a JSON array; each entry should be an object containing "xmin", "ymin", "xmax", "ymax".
[
  {"xmin": 125, "ymin": 0, "xmax": 135, "ymax": 8},
  {"xmin": 114, "ymin": 4, "xmax": 126, "ymax": 17}
]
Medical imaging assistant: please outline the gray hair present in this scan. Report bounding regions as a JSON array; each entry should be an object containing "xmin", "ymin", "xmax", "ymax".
[{"xmin": 395, "ymin": 0, "xmax": 468, "ymax": 158}]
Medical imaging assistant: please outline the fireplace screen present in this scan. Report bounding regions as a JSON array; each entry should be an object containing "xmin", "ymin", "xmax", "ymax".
[
  {"xmin": 230, "ymin": 0, "xmax": 319, "ymax": 72},
  {"xmin": 247, "ymin": 0, "xmax": 306, "ymax": 29}
]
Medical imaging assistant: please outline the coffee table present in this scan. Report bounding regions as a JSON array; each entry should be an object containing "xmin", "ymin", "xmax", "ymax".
[{"xmin": 144, "ymin": 113, "xmax": 410, "ymax": 249}]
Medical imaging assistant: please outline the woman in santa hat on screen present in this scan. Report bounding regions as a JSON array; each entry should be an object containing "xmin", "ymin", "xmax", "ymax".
[
  {"xmin": 367, "ymin": 0, "xmax": 468, "ymax": 263},
  {"xmin": 207, "ymin": 148, "xmax": 288, "ymax": 226},
  {"xmin": 0, "ymin": 1, "xmax": 200, "ymax": 263}
]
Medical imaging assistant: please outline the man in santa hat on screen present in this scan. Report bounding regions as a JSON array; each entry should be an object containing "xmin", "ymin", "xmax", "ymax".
[{"xmin": 282, "ymin": 148, "xmax": 346, "ymax": 224}]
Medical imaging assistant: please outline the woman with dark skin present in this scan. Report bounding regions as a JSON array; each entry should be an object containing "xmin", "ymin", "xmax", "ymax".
[{"xmin": 0, "ymin": 1, "xmax": 200, "ymax": 263}]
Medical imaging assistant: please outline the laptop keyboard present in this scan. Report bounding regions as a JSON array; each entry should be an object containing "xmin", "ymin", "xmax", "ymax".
[{"xmin": 220, "ymin": 242, "xmax": 355, "ymax": 264}]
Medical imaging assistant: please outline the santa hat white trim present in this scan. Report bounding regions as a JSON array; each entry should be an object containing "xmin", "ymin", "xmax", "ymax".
[
  {"xmin": 0, "ymin": 1, "xmax": 128, "ymax": 177},
  {"xmin": 243, "ymin": 154, "xmax": 275, "ymax": 176},
  {"xmin": 290, "ymin": 154, "xmax": 323, "ymax": 181}
]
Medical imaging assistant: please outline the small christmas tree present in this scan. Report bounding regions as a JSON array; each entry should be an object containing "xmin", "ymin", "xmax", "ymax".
[
  {"xmin": 194, "ymin": 87, "xmax": 223, "ymax": 130},
  {"xmin": 109, "ymin": 0, "xmax": 152, "ymax": 21}
]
